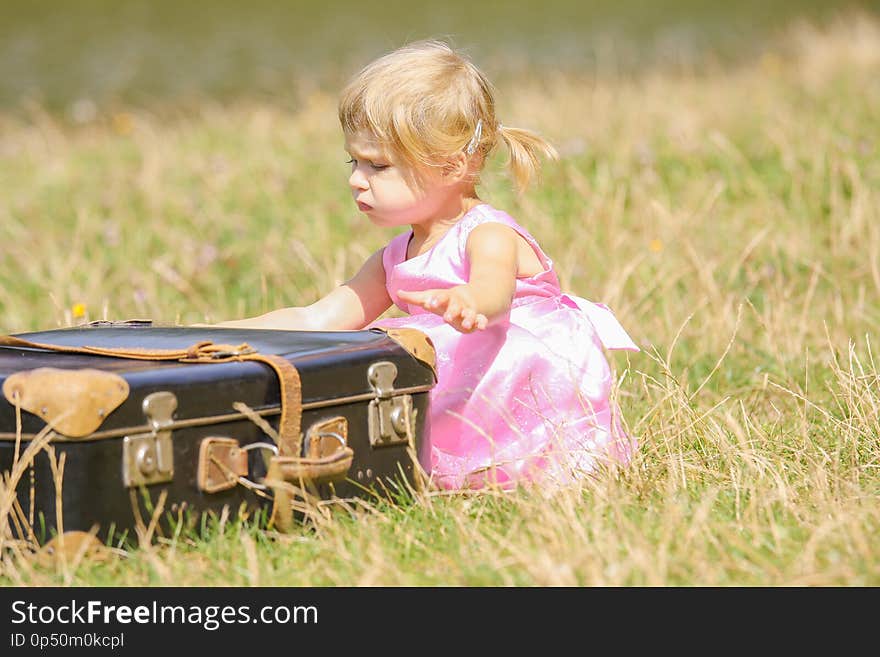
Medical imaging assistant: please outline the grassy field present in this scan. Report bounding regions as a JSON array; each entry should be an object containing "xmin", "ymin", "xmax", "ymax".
[{"xmin": 1, "ymin": 8, "xmax": 879, "ymax": 585}]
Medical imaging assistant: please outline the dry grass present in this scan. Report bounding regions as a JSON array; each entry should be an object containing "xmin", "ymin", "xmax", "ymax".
[{"xmin": 1, "ymin": 12, "xmax": 878, "ymax": 585}]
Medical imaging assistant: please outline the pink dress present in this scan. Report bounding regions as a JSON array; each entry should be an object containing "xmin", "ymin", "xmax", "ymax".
[{"xmin": 370, "ymin": 204, "xmax": 639, "ymax": 490}]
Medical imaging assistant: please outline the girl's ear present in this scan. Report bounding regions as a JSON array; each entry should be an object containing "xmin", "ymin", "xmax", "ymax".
[{"xmin": 442, "ymin": 152, "xmax": 470, "ymax": 184}]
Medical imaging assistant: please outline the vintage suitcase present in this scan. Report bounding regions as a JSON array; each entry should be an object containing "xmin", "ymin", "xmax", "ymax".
[{"xmin": 0, "ymin": 325, "xmax": 435, "ymax": 544}]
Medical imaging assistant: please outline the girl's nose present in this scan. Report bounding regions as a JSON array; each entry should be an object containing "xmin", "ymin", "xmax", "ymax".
[{"xmin": 349, "ymin": 167, "xmax": 368, "ymax": 191}]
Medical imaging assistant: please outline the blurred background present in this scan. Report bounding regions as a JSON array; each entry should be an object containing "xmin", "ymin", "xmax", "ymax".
[
  {"xmin": 0, "ymin": 0, "xmax": 877, "ymax": 331},
  {"xmin": 1, "ymin": 0, "xmax": 877, "ymax": 115}
]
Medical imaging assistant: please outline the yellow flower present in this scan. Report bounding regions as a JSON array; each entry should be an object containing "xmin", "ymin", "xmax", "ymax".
[
  {"xmin": 649, "ymin": 239, "xmax": 664, "ymax": 253},
  {"xmin": 72, "ymin": 303, "xmax": 87, "ymax": 319},
  {"xmin": 112, "ymin": 112, "xmax": 134, "ymax": 136}
]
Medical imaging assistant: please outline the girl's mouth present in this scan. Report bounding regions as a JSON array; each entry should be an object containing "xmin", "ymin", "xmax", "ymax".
[{"xmin": 356, "ymin": 201, "xmax": 373, "ymax": 212}]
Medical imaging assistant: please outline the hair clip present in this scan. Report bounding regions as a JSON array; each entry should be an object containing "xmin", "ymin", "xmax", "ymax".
[{"xmin": 465, "ymin": 119, "xmax": 483, "ymax": 156}]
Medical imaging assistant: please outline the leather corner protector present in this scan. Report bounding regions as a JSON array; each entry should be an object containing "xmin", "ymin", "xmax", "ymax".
[
  {"xmin": 2, "ymin": 367, "xmax": 129, "ymax": 438},
  {"xmin": 381, "ymin": 328, "xmax": 436, "ymax": 377}
]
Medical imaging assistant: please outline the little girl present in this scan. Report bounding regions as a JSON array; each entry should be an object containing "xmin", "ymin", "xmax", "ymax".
[{"xmin": 217, "ymin": 40, "xmax": 639, "ymax": 490}]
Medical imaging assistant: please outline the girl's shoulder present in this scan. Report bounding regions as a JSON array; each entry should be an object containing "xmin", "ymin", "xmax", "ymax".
[
  {"xmin": 457, "ymin": 203, "xmax": 530, "ymax": 246},
  {"xmin": 459, "ymin": 203, "xmax": 556, "ymax": 278},
  {"xmin": 460, "ymin": 203, "xmax": 521, "ymax": 231},
  {"xmin": 459, "ymin": 203, "xmax": 545, "ymax": 255}
]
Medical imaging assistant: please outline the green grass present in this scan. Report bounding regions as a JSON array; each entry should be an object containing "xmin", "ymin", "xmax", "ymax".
[{"xmin": 1, "ymin": 10, "xmax": 880, "ymax": 585}]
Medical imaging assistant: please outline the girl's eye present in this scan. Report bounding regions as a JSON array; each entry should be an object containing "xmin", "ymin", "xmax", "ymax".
[{"xmin": 346, "ymin": 157, "xmax": 389, "ymax": 171}]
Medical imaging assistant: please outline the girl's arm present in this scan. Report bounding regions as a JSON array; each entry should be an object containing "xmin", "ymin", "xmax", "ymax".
[
  {"xmin": 212, "ymin": 248, "xmax": 392, "ymax": 330},
  {"xmin": 397, "ymin": 222, "xmax": 518, "ymax": 333}
]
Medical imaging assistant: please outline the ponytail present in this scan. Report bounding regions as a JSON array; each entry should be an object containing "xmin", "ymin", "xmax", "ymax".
[{"xmin": 496, "ymin": 124, "xmax": 558, "ymax": 193}]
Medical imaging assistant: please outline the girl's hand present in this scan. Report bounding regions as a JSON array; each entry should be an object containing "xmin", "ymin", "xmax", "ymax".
[{"xmin": 397, "ymin": 286, "xmax": 489, "ymax": 333}]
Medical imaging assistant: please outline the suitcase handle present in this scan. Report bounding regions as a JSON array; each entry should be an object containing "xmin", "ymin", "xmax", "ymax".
[
  {"xmin": 264, "ymin": 446, "xmax": 355, "ymax": 533},
  {"xmin": 267, "ymin": 448, "xmax": 355, "ymax": 487},
  {"xmin": 201, "ymin": 436, "xmax": 352, "ymax": 496},
  {"xmin": 213, "ymin": 437, "xmax": 354, "ymax": 533}
]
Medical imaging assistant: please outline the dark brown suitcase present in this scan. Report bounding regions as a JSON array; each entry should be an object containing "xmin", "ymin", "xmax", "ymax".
[{"xmin": 0, "ymin": 325, "xmax": 435, "ymax": 544}]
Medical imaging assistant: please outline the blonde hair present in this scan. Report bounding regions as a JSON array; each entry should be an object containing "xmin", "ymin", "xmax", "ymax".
[{"xmin": 338, "ymin": 40, "xmax": 558, "ymax": 192}]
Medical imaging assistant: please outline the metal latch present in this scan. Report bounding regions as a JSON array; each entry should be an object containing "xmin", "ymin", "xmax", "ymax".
[
  {"xmin": 367, "ymin": 361, "xmax": 415, "ymax": 448},
  {"xmin": 122, "ymin": 391, "xmax": 176, "ymax": 487}
]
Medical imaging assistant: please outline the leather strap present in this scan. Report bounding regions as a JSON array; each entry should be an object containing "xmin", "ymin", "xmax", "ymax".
[
  {"xmin": 0, "ymin": 335, "xmax": 302, "ymax": 457},
  {"xmin": 182, "ymin": 350, "xmax": 302, "ymax": 457}
]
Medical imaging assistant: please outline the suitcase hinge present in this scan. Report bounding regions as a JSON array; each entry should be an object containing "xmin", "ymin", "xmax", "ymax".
[
  {"xmin": 197, "ymin": 437, "xmax": 250, "ymax": 493},
  {"xmin": 122, "ymin": 391, "xmax": 177, "ymax": 488},
  {"xmin": 367, "ymin": 361, "xmax": 415, "ymax": 448}
]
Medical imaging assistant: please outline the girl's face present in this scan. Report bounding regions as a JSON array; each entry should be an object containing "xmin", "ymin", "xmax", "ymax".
[{"xmin": 344, "ymin": 131, "xmax": 457, "ymax": 228}]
